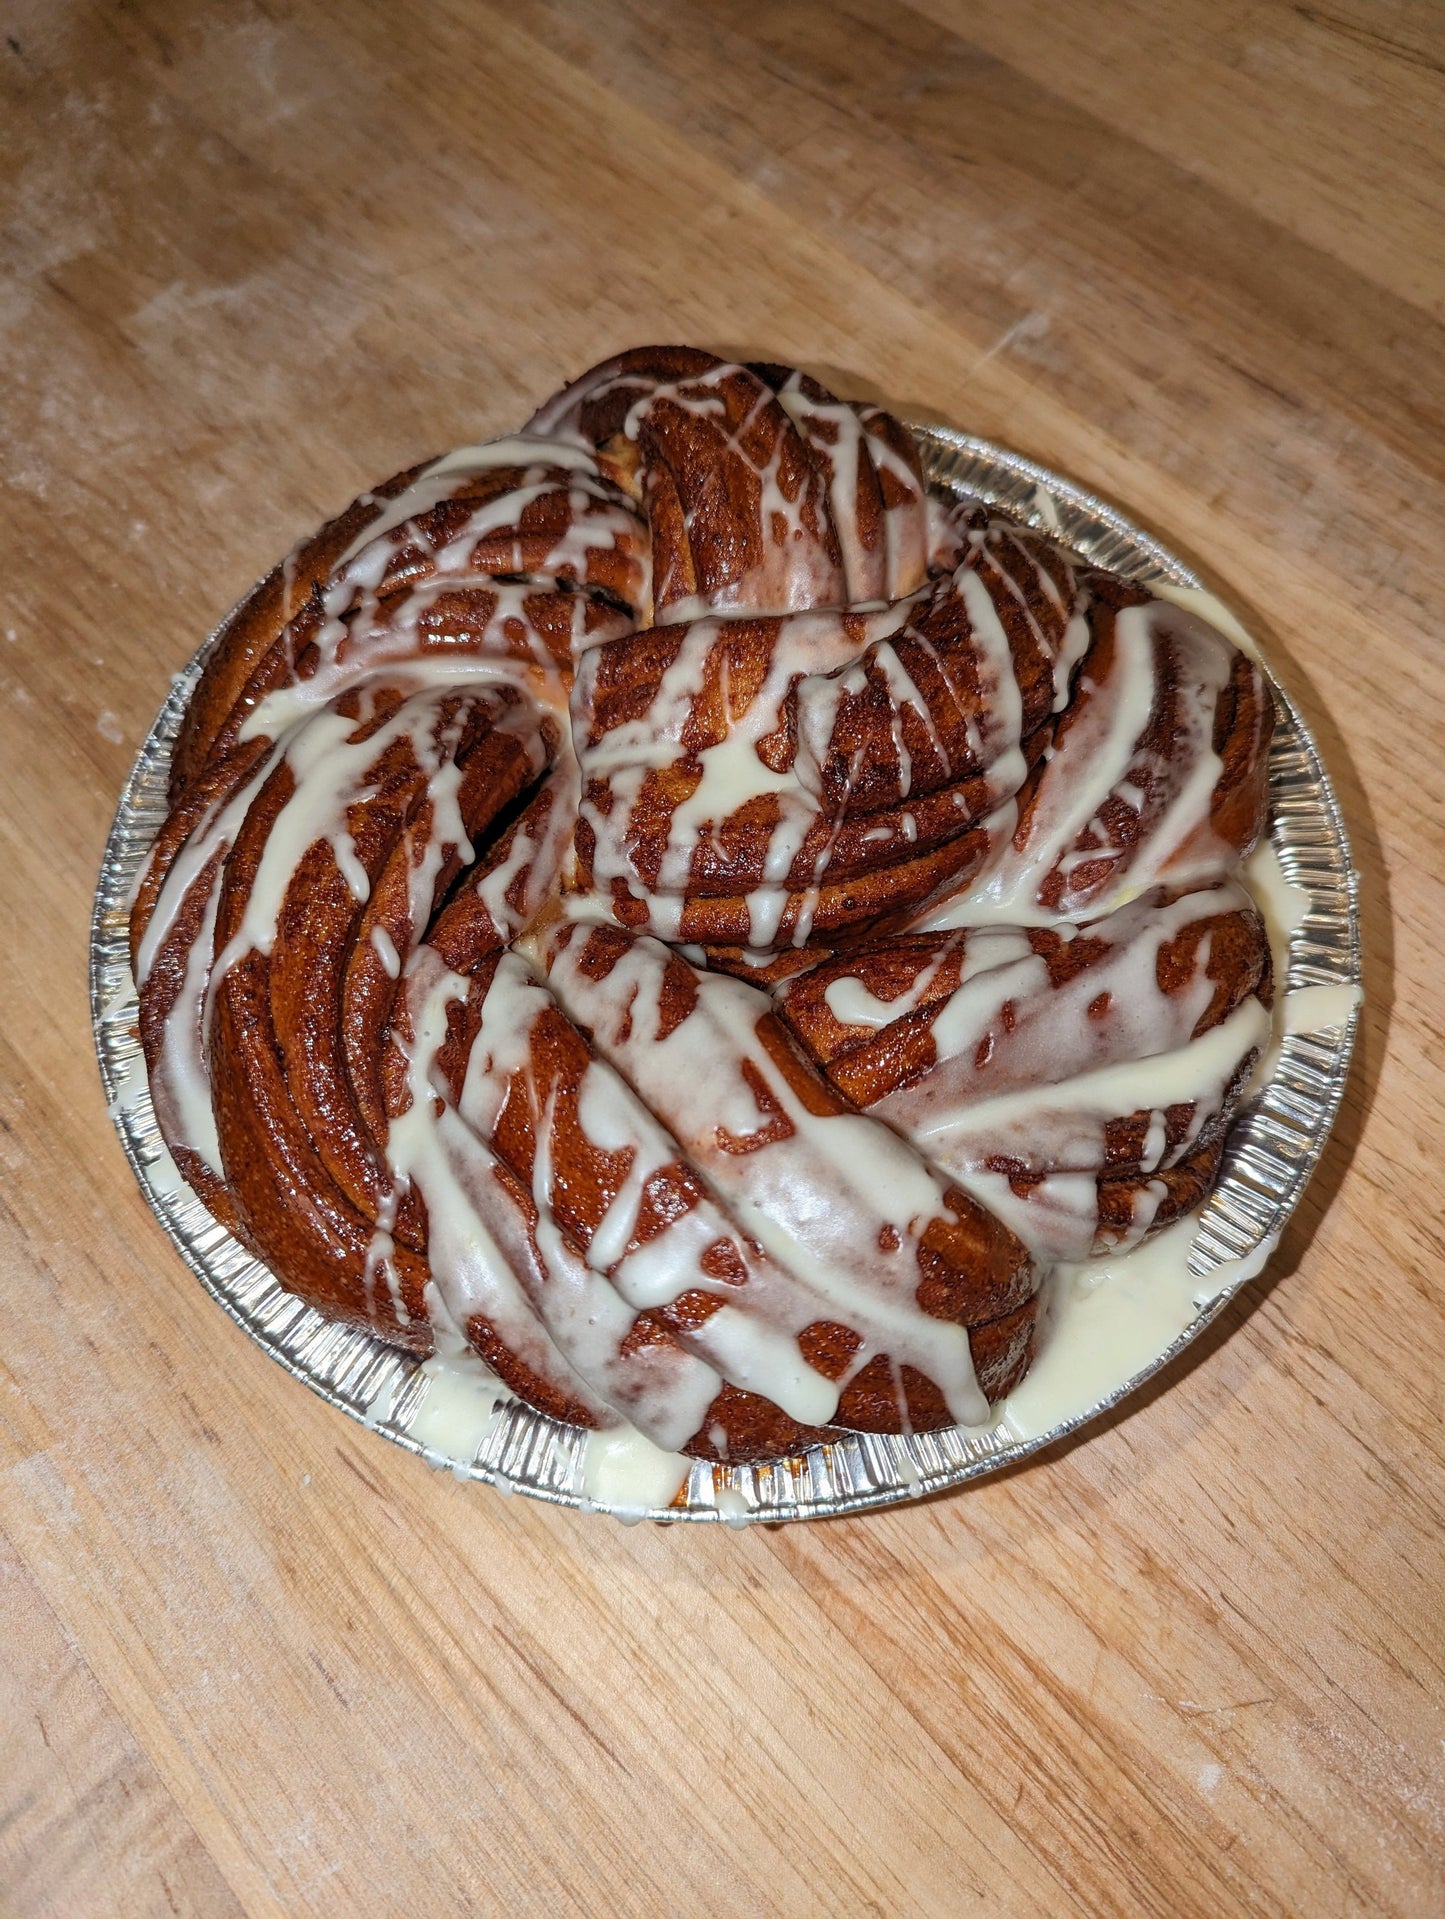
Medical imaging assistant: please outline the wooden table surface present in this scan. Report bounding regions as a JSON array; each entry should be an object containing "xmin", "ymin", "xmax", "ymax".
[{"xmin": 3, "ymin": 3, "xmax": 1443, "ymax": 1914}]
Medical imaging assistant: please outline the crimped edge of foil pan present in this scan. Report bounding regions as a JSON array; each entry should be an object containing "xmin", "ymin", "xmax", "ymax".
[{"xmin": 91, "ymin": 424, "xmax": 1361, "ymax": 1525}]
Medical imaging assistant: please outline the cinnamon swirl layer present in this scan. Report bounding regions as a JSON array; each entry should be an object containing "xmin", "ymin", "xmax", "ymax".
[{"xmin": 777, "ymin": 882, "xmax": 1274, "ymax": 1260}]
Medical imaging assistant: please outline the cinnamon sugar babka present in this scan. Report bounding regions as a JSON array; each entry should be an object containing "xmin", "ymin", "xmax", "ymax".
[{"xmin": 130, "ymin": 346, "xmax": 1276, "ymax": 1468}]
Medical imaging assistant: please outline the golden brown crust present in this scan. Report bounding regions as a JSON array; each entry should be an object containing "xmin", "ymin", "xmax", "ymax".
[
  {"xmin": 833, "ymin": 1294, "xmax": 1039, "ymax": 1433},
  {"xmin": 778, "ymin": 890, "xmax": 1273, "ymax": 1105},
  {"xmin": 171, "ymin": 466, "xmax": 428, "ymax": 802},
  {"xmin": 1001, "ymin": 580, "xmax": 1276, "ymax": 918},
  {"xmin": 775, "ymin": 884, "xmax": 1272, "ymax": 1259}
]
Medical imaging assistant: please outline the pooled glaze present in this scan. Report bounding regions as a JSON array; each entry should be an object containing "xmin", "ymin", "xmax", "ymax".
[{"xmin": 997, "ymin": 1213, "xmax": 1280, "ymax": 1443}]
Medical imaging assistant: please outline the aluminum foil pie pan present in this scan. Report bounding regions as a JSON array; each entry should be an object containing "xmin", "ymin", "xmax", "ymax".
[{"xmin": 91, "ymin": 424, "xmax": 1361, "ymax": 1524}]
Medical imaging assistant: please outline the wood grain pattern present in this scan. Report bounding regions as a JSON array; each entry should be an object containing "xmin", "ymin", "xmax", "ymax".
[{"xmin": 2, "ymin": 2, "xmax": 1442, "ymax": 1912}]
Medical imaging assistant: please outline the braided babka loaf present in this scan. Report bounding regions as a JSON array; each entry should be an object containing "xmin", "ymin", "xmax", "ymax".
[{"xmin": 130, "ymin": 346, "xmax": 1276, "ymax": 1468}]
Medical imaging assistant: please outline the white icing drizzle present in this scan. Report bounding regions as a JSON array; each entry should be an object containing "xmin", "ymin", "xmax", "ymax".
[
  {"xmin": 910, "ymin": 996, "xmax": 1268, "ymax": 1155},
  {"xmin": 370, "ymin": 924, "xmax": 402, "ymax": 980},
  {"xmin": 385, "ymin": 955, "xmax": 581, "ymax": 1393},
  {"xmin": 919, "ymin": 598, "xmax": 1236, "ymax": 929},
  {"xmin": 401, "ymin": 944, "xmax": 947, "ymax": 1443},
  {"xmin": 922, "ymin": 888, "xmax": 1247, "ymax": 1108},
  {"xmin": 1151, "ymin": 580, "xmax": 1262, "ymax": 661},
  {"xmin": 1243, "ymin": 836, "xmax": 1311, "ymax": 965},
  {"xmin": 574, "ymin": 520, "xmax": 1086, "ymax": 947},
  {"xmin": 139, "ymin": 679, "xmax": 546, "ymax": 1182},
  {"xmin": 1238, "ymin": 835, "xmax": 1359, "ymax": 1085},
  {"xmin": 105, "ymin": 1047, "xmax": 151, "ymax": 1122},
  {"xmin": 767, "ymin": 376, "xmax": 929, "ymax": 602},
  {"xmin": 817, "ymin": 928, "xmax": 1029, "ymax": 1033},
  {"xmin": 237, "ymin": 591, "xmax": 578, "ymax": 745},
  {"xmin": 1028, "ymin": 483, "xmax": 1064, "ymax": 536},
  {"xmin": 791, "ymin": 883, "xmax": 1272, "ymax": 1264},
  {"xmin": 389, "ymin": 949, "xmax": 731, "ymax": 1452},
  {"xmin": 544, "ymin": 930, "xmax": 1006, "ymax": 1428},
  {"xmin": 959, "ymin": 548, "xmax": 1038, "ymax": 788},
  {"xmin": 150, "ymin": 873, "xmax": 231, "ymax": 1173},
  {"xmin": 332, "ymin": 436, "xmax": 607, "ymax": 573},
  {"xmin": 535, "ymin": 357, "xmax": 864, "ymax": 620},
  {"xmin": 577, "ymin": 600, "xmax": 908, "ymax": 943},
  {"xmin": 363, "ymin": 1183, "xmax": 405, "ymax": 1325},
  {"xmin": 468, "ymin": 746, "xmax": 581, "ymax": 945},
  {"xmin": 942, "ymin": 604, "xmax": 1153, "ymax": 922},
  {"xmin": 134, "ymin": 742, "xmax": 287, "ymax": 1172},
  {"xmin": 454, "ymin": 950, "xmax": 843, "ymax": 1430},
  {"xmin": 823, "ymin": 974, "xmax": 910, "ymax": 1030},
  {"xmin": 897, "ymin": 998, "xmax": 1270, "ymax": 1262},
  {"xmin": 769, "ymin": 376, "xmax": 876, "ymax": 598},
  {"xmin": 1050, "ymin": 610, "xmax": 1094, "ymax": 712},
  {"xmin": 211, "ymin": 685, "xmax": 529, "ymax": 983},
  {"xmin": 711, "ymin": 1481, "xmax": 754, "ymax": 1529}
]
